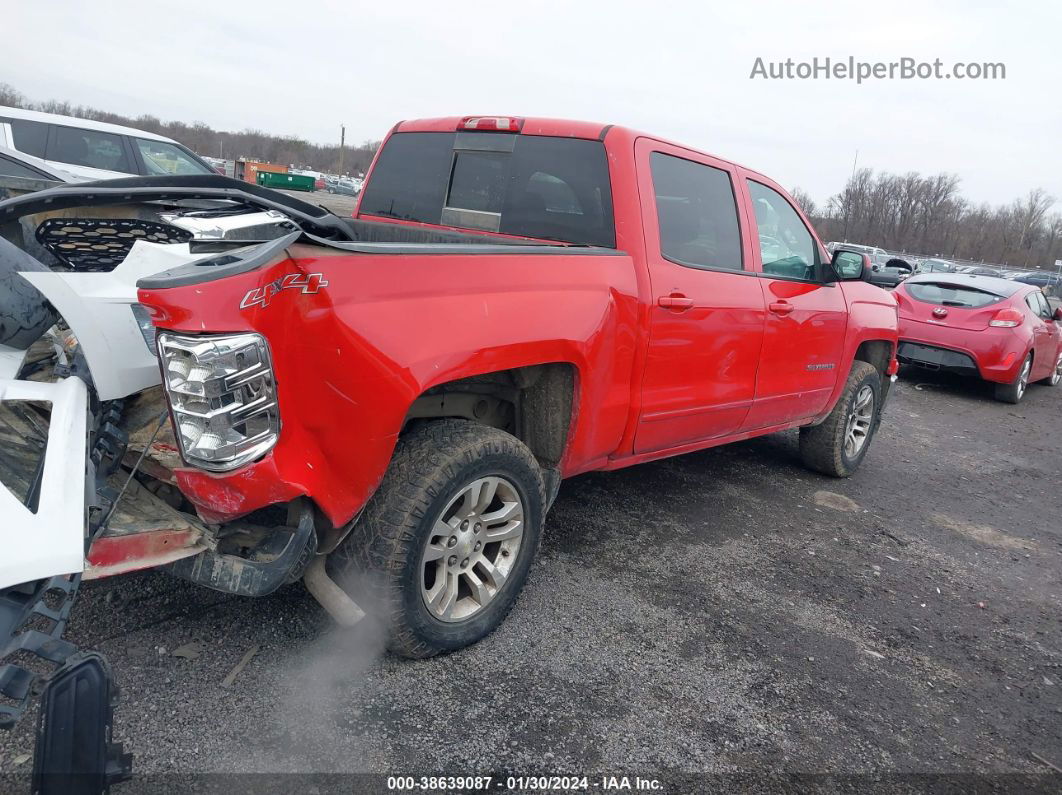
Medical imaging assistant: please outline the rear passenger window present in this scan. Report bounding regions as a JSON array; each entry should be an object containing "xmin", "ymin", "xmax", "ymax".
[
  {"xmin": 650, "ymin": 152, "xmax": 743, "ymax": 271},
  {"xmin": 747, "ymin": 180, "xmax": 818, "ymax": 280},
  {"xmin": 1027, "ymin": 291, "xmax": 1050, "ymax": 318},
  {"xmin": 50, "ymin": 126, "xmax": 134, "ymax": 174},
  {"xmin": 0, "ymin": 153, "xmax": 51, "ymax": 180},
  {"xmin": 9, "ymin": 119, "xmax": 49, "ymax": 158}
]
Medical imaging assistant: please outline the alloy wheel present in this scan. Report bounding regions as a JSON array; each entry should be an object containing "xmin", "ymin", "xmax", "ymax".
[
  {"xmin": 843, "ymin": 385, "xmax": 875, "ymax": 459},
  {"xmin": 1017, "ymin": 357, "xmax": 1031, "ymax": 399},
  {"xmin": 420, "ymin": 476, "xmax": 525, "ymax": 623}
]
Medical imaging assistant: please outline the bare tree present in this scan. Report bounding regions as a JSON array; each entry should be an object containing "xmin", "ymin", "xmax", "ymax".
[{"xmin": 790, "ymin": 187, "xmax": 818, "ymax": 218}]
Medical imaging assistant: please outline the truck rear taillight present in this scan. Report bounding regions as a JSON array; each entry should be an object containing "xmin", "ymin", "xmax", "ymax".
[
  {"xmin": 989, "ymin": 308, "xmax": 1023, "ymax": 328},
  {"xmin": 458, "ymin": 116, "xmax": 523, "ymax": 132},
  {"xmin": 156, "ymin": 332, "xmax": 279, "ymax": 471}
]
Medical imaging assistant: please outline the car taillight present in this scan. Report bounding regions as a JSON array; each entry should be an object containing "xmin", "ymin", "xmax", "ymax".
[
  {"xmin": 156, "ymin": 332, "xmax": 279, "ymax": 471},
  {"xmin": 989, "ymin": 308, "xmax": 1024, "ymax": 328},
  {"xmin": 458, "ymin": 116, "xmax": 522, "ymax": 132}
]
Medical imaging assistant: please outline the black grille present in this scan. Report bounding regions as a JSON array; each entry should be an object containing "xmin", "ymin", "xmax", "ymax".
[{"xmin": 36, "ymin": 217, "xmax": 192, "ymax": 271}]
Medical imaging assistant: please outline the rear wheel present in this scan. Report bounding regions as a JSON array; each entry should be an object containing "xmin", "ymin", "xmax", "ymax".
[
  {"xmin": 327, "ymin": 419, "xmax": 544, "ymax": 658},
  {"xmin": 799, "ymin": 360, "xmax": 881, "ymax": 478},
  {"xmin": 994, "ymin": 354, "xmax": 1032, "ymax": 403},
  {"xmin": 1042, "ymin": 352, "xmax": 1062, "ymax": 386}
]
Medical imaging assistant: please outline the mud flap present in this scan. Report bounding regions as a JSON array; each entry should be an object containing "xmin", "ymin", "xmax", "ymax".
[{"xmin": 33, "ymin": 654, "xmax": 131, "ymax": 795}]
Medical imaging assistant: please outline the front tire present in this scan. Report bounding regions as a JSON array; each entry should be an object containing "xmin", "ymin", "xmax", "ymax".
[
  {"xmin": 994, "ymin": 354, "xmax": 1032, "ymax": 403},
  {"xmin": 327, "ymin": 419, "xmax": 545, "ymax": 658},
  {"xmin": 799, "ymin": 360, "xmax": 881, "ymax": 477}
]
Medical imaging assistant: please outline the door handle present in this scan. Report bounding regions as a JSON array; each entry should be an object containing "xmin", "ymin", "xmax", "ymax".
[
  {"xmin": 769, "ymin": 301, "xmax": 795, "ymax": 315},
  {"xmin": 658, "ymin": 294, "xmax": 694, "ymax": 311}
]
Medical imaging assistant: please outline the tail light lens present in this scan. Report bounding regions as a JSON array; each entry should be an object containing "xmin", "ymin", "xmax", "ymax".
[
  {"xmin": 989, "ymin": 308, "xmax": 1024, "ymax": 328},
  {"xmin": 156, "ymin": 332, "xmax": 279, "ymax": 471}
]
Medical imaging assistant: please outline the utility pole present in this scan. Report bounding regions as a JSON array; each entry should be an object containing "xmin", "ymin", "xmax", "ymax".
[
  {"xmin": 841, "ymin": 148, "xmax": 858, "ymax": 242},
  {"xmin": 338, "ymin": 125, "xmax": 346, "ymax": 175}
]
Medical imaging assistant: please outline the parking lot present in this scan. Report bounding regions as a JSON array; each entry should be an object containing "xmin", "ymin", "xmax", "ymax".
[
  {"xmin": 285, "ymin": 188, "xmax": 357, "ymax": 217},
  {"xmin": 1, "ymin": 366, "xmax": 1059, "ymax": 789}
]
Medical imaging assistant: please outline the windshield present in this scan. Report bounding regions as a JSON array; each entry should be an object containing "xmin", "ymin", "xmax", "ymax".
[
  {"xmin": 358, "ymin": 131, "xmax": 616, "ymax": 247},
  {"xmin": 135, "ymin": 138, "xmax": 213, "ymax": 175}
]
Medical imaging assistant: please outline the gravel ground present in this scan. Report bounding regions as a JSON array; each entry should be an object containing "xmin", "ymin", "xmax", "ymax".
[{"xmin": 1, "ymin": 368, "xmax": 1060, "ymax": 793}]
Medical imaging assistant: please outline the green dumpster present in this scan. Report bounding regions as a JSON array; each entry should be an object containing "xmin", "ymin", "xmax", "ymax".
[{"xmin": 256, "ymin": 171, "xmax": 316, "ymax": 192}]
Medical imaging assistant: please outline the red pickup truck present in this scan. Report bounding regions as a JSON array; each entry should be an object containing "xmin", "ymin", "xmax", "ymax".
[{"xmin": 135, "ymin": 116, "xmax": 898, "ymax": 657}]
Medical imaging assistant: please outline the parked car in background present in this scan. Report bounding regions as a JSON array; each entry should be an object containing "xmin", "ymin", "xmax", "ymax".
[
  {"xmin": 894, "ymin": 273, "xmax": 1062, "ymax": 402},
  {"xmin": 329, "ymin": 176, "xmax": 359, "ymax": 196},
  {"xmin": 827, "ymin": 242, "xmax": 888, "ymax": 266},
  {"xmin": 956, "ymin": 265, "xmax": 1005, "ymax": 277},
  {"xmin": 1013, "ymin": 271, "xmax": 1062, "ymax": 291},
  {"xmin": 916, "ymin": 258, "xmax": 956, "ymax": 274},
  {"xmin": 860, "ymin": 256, "xmax": 913, "ymax": 288},
  {"xmin": 0, "ymin": 106, "xmax": 216, "ymax": 180}
]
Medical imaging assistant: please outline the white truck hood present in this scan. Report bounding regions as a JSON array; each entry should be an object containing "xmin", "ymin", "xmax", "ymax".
[
  {"xmin": 0, "ymin": 376, "xmax": 88, "ymax": 590},
  {"xmin": 19, "ymin": 240, "xmax": 203, "ymax": 401}
]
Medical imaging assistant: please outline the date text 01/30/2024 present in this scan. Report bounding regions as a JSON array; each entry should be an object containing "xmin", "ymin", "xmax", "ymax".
[{"xmin": 386, "ymin": 775, "xmax": 664, "ymax": 791}]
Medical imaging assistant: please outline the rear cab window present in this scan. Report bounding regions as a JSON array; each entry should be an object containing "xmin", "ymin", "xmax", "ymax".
[
  {"xmin": 358, "ymin": 131, "xmax": 615, "ymax": 247},
  {"xmin": 907, "ymin": 282, "xmax": 1006, "ymax": 308}
]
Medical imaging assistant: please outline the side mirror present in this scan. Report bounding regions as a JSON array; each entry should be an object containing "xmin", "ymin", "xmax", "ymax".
[
  {"xmin": 831, "ymin": 249, "xmax": 872, "ymax": 282},
  {"xmin": 1053, "ymin": 306, "xmax": 1062, "ymax": 321}
]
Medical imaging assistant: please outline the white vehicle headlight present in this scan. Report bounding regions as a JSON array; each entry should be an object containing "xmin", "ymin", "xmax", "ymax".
[{"xmin": 156, "ymin": 332, "xmax": 279, "ymax": 471}]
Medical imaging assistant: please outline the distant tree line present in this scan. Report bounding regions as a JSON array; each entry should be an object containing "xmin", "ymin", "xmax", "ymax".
[
  {"xmin": 0, "ymin": 83, "xmax": 380, "ymax": 176},
  {"xmin": 791, "ymin": 171, "xmax": 1061, "ymax": 268}
]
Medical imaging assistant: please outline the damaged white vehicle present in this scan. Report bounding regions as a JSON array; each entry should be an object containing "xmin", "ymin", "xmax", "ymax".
[{"xmin": 0, "ymin": 174, "xmax": 337, "ymax": 788}]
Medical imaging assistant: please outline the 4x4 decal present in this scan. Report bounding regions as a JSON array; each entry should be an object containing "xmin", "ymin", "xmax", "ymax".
[{"xmin": 240, "ymin": 273, "xmax": 329, "ymax": 310}]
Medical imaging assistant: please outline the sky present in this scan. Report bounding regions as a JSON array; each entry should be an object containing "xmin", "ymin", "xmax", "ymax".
[{"xmin": 6, "ymin": 0, "xmax": 1060, "ymax": 209}]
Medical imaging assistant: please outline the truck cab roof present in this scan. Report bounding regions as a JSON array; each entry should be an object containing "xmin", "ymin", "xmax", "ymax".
[{"xmin": 392, "ymin": 116, "xmax": 763, "ymax": 179}]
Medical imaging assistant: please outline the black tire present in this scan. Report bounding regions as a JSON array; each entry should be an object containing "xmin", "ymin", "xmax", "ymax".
[
  {"xmin": 327, "ymin": 419, "xmax": 545, "ymax": 658},
  {"xmin": 0, "ymin": 237, "xmax": 56, "ymax": 348},
  {"xmin": 994, "ymin": 353, "xmax": 1032, "ymax": 403},
  {"xmin": 1040, "ymin": 351, "xmax": 1061, "ymax": 386},
  {"xmin": 799, "ymin": 360, "xmax": 881, "ymax": 478}
]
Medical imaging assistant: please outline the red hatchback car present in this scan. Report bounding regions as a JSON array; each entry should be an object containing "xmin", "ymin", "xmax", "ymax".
[{"xmin": 895, "ymin": 273, "xmax": 1062, "ymax": 403}]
